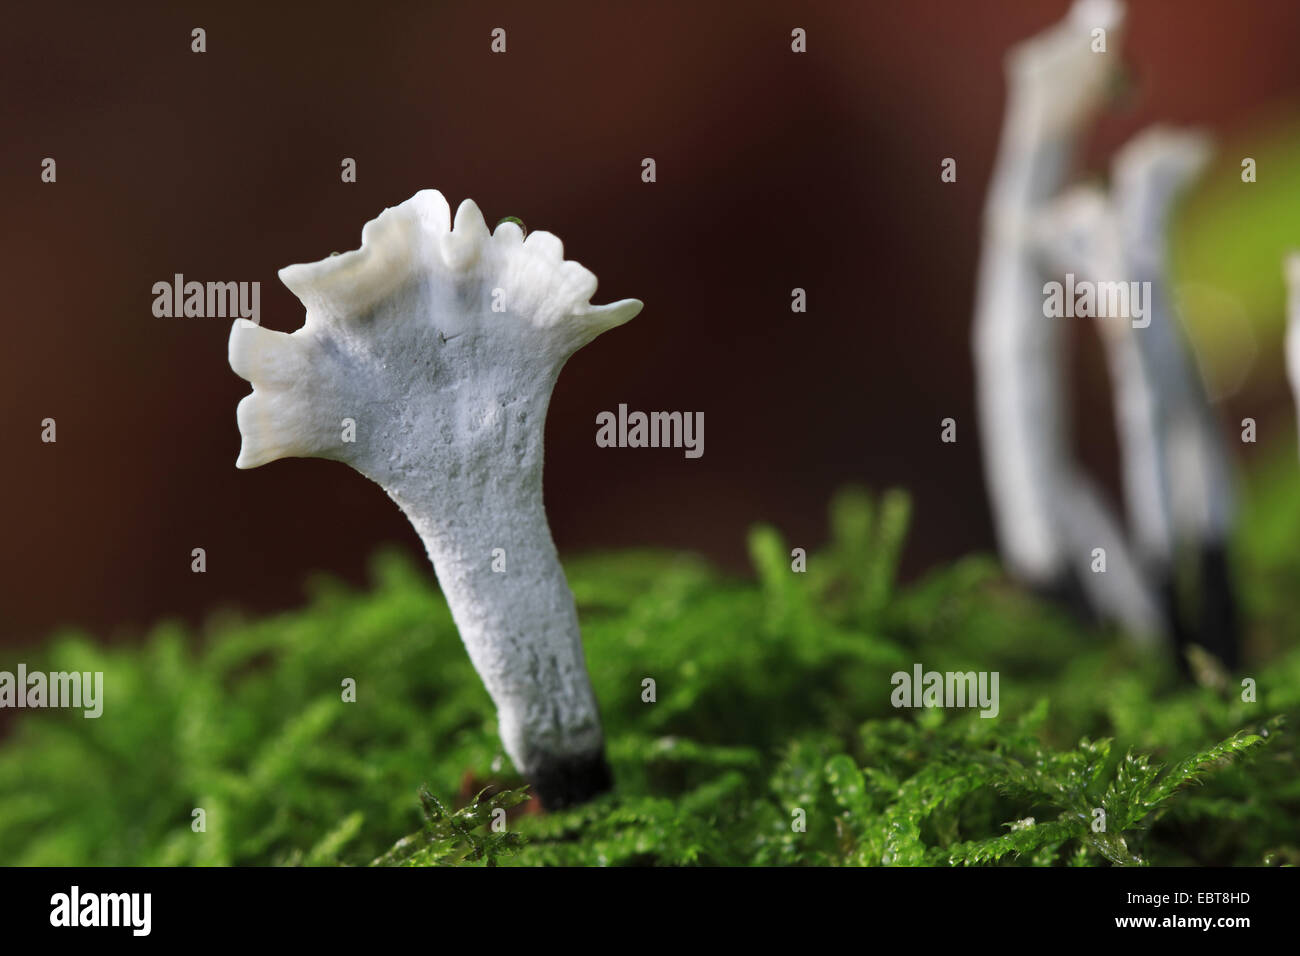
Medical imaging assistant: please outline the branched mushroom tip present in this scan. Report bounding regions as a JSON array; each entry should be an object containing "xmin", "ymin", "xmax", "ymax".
[{"xmin": 228, "ymin": 188, "xmax": 642, "ymax": 809}]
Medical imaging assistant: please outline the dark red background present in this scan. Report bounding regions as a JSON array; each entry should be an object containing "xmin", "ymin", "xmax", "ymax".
[{"xmin": 4, "ymin": 1, "xmax": 1299, "ymax": 646}]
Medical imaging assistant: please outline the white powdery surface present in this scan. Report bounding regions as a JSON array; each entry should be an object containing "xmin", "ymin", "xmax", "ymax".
[
  {"xmin": 973, "ymin": 0, "xmax": 1125, "ymax": 587},
  {"xmin": 1112, "ymin": 128, "xmax": 1234, "ymax": 551},
  {"xmin": 228, "ymin": 189, "xmax": 642, "ymax": 779}
]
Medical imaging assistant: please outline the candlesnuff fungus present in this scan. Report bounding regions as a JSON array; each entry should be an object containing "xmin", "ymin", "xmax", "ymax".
[
  {"xmin": 228, "ymin": 189, "xmax": 642, "ymax": 808},
  {"xmin": 1111, "ymin": 128, "xmax": 1238, "ymax": 667},
  {"xmin": 1031, "ymin": 188, "xmax": 1172, "ymax": 646},
  {"xmin": 973, "ymin": 0, "xmax": 1127, "ymax": 613},
  {"xmin": 1033, "ymin": 127, "xmax": 1240, "ymax": 668}
]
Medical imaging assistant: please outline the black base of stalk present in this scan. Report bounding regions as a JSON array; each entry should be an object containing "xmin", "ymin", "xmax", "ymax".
[
  {"xmin": 1195, "ymin": 543, "xmax": 1239, "ymax": 671},
  {"xmin": 530, "ymin": 750, "xmax": 614, "ymax": 810},
  {"xmin": 1157, "ymin": 573, "xmax": 1196, "ymax": 679},
  {"xmin": 1036, "ymin": 556, "xmax": 1240, "ymax": 679},
  {"xmin": 1031, "ymin": 569, "xmax": 1096, "ymax": 627},
  {"xmin": 1157, "ymin": 546, "xmax": 1240, "ymax": 677}
]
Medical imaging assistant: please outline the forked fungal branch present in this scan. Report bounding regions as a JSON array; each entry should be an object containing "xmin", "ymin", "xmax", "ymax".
[
  {"xmin": 228, "ymin": 189, "xmax": 642, "ymax": 808},
  {"xmin": 973, "ymin": 0, "xmax": 1136, "ymax": 621},
  {"xmin": 1034, "ymin": 126, "xmax": 1239, "ymax": 664}
]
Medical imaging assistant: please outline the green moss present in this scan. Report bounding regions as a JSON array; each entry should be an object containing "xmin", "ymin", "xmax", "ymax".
[{"xmin": 1, "ymin": 474, "xmax": 1297, "ymax": 866}]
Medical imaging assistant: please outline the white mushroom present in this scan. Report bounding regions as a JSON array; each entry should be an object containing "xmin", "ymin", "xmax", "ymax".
[
  {"xmin": 228, "ymin": 189, "xmax": 642, "ymax": 808},
  {"xmin": 1111, "ymin": 129, "xmax": 1230, "ymax": 556},
  {"xmin": 1033, "ymin": 184, "xmax": 1170, "ymax": 642},
  {"xmin": 1111, "ymin": 128, "xmax": 1238, "ymax": 667},
  {"xmin": 1032, "ymin": 128, "xmax": 1239, "ymax": 665},
  {"xmin": 973, "ymin": 0, "xmax": 1127, "ymax": 600}
]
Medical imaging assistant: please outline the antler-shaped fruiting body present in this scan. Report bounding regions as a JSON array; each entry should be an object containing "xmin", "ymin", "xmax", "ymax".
[
  {"xmin": 973, "ymin": 0, "xmax": 1127, "ymax": 602},
  {"xmin": 1112, "ymin": 128, "xmax": 1238, "ymax": 667},
  {"xmin": 229, "ymin": 189, "xmax": 642, "ymax": 808},
  {"xmin": 1032, "ymin": 128, "xmax": 1239, "ymax": 666},
  {"xmin": 1032, "ymin": 186, "xmax": 1165, "ymax": 640}
]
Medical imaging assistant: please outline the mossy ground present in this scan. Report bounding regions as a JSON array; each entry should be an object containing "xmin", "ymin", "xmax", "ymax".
[{"xmin": 2, "ymin": 454, "xmax": 1298, "ymax": 866}]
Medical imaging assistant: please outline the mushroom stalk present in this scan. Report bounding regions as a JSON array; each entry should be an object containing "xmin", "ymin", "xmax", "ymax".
[
  {"xmin": 388, "ymin": 408, "xmax": 612, "ymax": 806},
  {"xmin": 973, "ymin": 0, "xmax": 1132, "ymax": 610},
  {"xmin": 1112, "ymin": 128, "xmax": 1238, "ymax": 667},
  {"xmin": 1034, "ymin": 128, "xmax": 1240, "ymax": 666},
  {"xmin": 228, "ymin": 189, "xmax": 641, "ymax": 808},
  {"xmin": 1033, "ymin": 183, "xmax": 1174, "ymax": 643}
]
